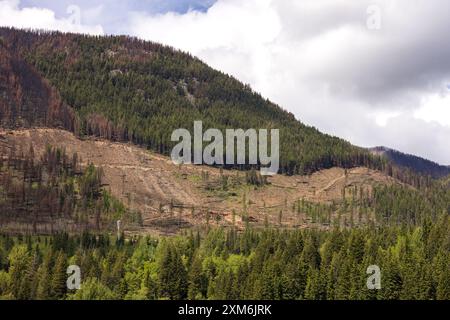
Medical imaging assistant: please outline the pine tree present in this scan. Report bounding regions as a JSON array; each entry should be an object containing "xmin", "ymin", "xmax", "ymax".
[
  {"xmin": 188, "ymin": 253, "xmax": 207, "ymax": 299},
  {"xmin": 7, "ymin": 245, "xmax": 31, "ymax": 299},
  {"xmin": 158, "ymin": 243, "xmax": 188, "ymax": 300},
  {"xmin": 36, "ymin": 250, "xmax": 53, "ymax": 300},
  {"xmin": 435, "ymin": 251, "xmax": 450, "ymax": 300},
  {"xmin": 50, "ymin": 251, "xmax": 67, "ymax": 299},
  {"xmin": 302, "ymin": 234, "xmax": 321, "ymax": 270}
]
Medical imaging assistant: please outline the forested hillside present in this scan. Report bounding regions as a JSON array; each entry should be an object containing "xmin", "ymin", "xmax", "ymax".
[
  {"xmin": 0, "ymin": 28, "xmax": 449, "ymax": 302},
  {"xmin": 0, "ymin": 39, "xmax": 75, "ymax": 130},
  {"xmin": 0, "ymin": 27, "xmax": 384, "ymax": 175},
  {"xmin": 0, "ymin": 218, "xmax": 448, "ymax": 300},
  {"xmin": 370, "ymin": 147, "xmax": 450, "ymax": 179}
]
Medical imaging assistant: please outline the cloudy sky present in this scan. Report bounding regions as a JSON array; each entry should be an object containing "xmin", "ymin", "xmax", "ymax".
[{"xmin": 1, "ymin": 0, "xmax": 449, "ymax": 165}]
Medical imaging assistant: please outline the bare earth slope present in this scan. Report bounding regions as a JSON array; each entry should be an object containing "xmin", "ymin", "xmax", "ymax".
[{"xmin": 0, "ymin": 128, "xmax": 402, "ymax": 235}]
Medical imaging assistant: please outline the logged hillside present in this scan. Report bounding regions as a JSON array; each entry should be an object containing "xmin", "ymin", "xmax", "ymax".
[
  {"xmin": 0, "ymin": 27, "xmax": 385, "ymax": 175},
  {"xmin": 2, "ymin": 129, "xmax": 448, "ymax": 235},
  {"xmin": 0, "ymin": 141, "xmax": 132, "ymax": 234},
  {"xmin": 370, "ymin": 146, "xmax": 450, "ymax": 179}
]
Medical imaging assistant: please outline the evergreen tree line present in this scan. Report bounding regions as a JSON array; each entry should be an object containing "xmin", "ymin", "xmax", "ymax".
[
  {"xmin": 0, "ymin": 217, "xmax": 448, "ymax": 300},
  {"xmin": 300, "ymin": 182, "xmax": 450, "ymax": 228}
]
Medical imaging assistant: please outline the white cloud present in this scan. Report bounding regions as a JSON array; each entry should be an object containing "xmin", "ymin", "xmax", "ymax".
[
  {"xmin": 0, "ymin": 0, "xmax": 103, "ymax": 35},
  {"xmin": 127, "ymin": 0, "xmax": 450, "ymax": 165},
  {"xmin": 373, "ymin": 111, "xmax": 402, "ymax": 127},
  {"xmin": 414, "ymin": 92, "xmax": 450, "ymax": 127}
]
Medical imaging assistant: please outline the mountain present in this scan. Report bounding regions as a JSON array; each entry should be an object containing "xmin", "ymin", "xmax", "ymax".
[
  {"xmin": 0, "ymin": 17, "xmax": 449, "ymax": 302},
  {"xmin": 0, "ymin": 27, "xmax": 384, "ymax": 175},
  {"xmin": 370, "ymin": 146, "xmax": 450, "ymax": 179},
  {"xmin": 0, "ymin": 27, "xmax": 448, "ymax": 236}
]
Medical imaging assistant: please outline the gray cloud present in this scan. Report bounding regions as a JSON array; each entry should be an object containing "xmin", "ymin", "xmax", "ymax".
[{"xmin": 128, "ymin": 0, "xmax": 450, "ymax": 164}]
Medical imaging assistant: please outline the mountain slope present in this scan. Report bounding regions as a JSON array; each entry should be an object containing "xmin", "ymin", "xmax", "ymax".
[
  {"xmin": 3, "ymin": 129, "xmax": 448, "ymax": 235},
  {"xmin": 0, "ymin": 27, "xmax": 384, "ymax": 175},
  {"xmin": 0, "ymin": 137, "xmax": 127, "ymax": 234},
  {"xmin": 0, "ymin": 128, "xmax": 410, "ymax": 234},
  {"xmin": 370, "ymin": 146, "xmax": 450, "ymax": 179},
  {"xmin": 0, "ymin": 39, "xmax": 75, "ymax": 129},
  {"xmin": 0, "ymin": 29, "xmax": 448, "ymax": 235}
]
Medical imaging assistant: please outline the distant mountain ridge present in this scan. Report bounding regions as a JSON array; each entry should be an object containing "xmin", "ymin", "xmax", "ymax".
[{"xmin": 370, "ymin": 146, "xmax": 450, "ymax": 179}]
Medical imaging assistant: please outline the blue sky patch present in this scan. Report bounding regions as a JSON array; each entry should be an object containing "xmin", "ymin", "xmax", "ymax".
[{"xmin": 20, "ymin": 0, "xmax": 216, "ymax": 33}]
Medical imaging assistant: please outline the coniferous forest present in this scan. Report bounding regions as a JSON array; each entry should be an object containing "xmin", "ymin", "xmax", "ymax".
[
  {"xmin": 0, "ymin": 28, "xmax": 448, "ymax": 301},
  {"xmin": 0, "ymin": 219, "xmax": 448, "ymax": 300}
]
